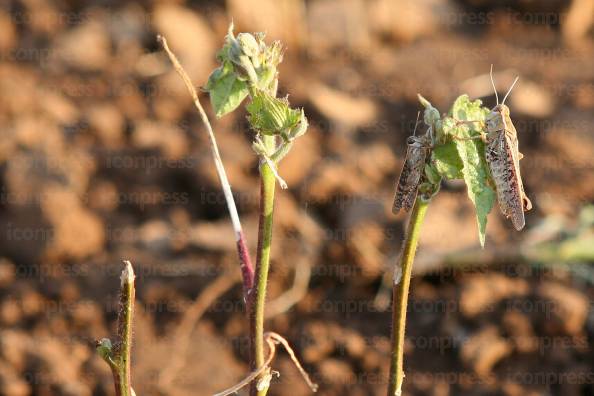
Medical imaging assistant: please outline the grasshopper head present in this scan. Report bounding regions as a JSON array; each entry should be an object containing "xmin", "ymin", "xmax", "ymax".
[
  {"xmin": 486, "ymin": 104, "xmax": 510, "ymax": 131},
  {"xmin": 406, "ymin": 135, "xmax": 429, "ymax": 148},
  {"xmin": 491, "ymin": 103, "xmax": 510, "ymax": 116}
]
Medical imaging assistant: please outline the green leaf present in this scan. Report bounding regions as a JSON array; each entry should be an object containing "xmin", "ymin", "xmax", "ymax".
[
  {"xmin": 424, "ymin": 163, "xmax": 442, "ymax": 185},
  {"xmin": 205, "ymin": 62, "xmax": 249, "ymax": 118},
  {"xmin": 449, "ymin": 95, "xmax": 494, "ymax": 247},
  {"xmin": 96, "ymin": 338, "xmax": 115, "ymax": 366},
  {"xmin": 431, "ymin": 141, "xmax": 463, "ymax": 179}
]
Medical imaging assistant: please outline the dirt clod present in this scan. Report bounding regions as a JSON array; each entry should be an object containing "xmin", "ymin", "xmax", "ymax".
[
  {"xmin": 460, "ymin": 326, "xmax": 512, "ymax": 377},
  {"xmin": 537, "ymin": 281, "xmax": 589, "ymax": 335},
  {"xmin": 460, "ymin": 273, "xmax": 529, "ymax": 317}
]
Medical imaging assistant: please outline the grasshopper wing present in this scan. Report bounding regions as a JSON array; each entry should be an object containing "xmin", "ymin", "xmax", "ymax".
[
  {"xmin": 487, "ymin": 129, "xmax": 527, "ymax": 230},
  {"xmin": 393, "ymin": 142, "xmax": 428, "ymax": 213}
]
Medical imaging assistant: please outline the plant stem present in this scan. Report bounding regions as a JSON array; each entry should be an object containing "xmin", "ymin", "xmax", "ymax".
[
  {"xmin": 97, "ymin": 261, "xmax": 136, "ymax": 396},
  {"xmin": 249, "ymin": 134, "xmax": 277, "ymax": 396},
  {"xmin": 387, "ymin": 199, "xmax": 429, "ymax": 396},
  {"xmin": 115, "ymin": 261, "xmax": 135, "ymax": 396}
]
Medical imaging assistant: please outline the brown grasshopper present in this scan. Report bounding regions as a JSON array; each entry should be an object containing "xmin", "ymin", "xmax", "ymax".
[
  {"xmin": 483, "ymin": 67, "xmax": 532, "ymax": 230},
  {"xmin": 393, "ymin": 113, "xmax": 433, "ymax": 213}
]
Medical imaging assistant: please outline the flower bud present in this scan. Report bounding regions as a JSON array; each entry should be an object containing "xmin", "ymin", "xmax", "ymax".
[
  {"xmin": 237, "ymin": 33, "xmax": 260, "ymax": 61},
  {"xmin": 215, "ymin": 24, "xmax": 283, "ymax": 90},
  {"xmin": 247, "ymin": 91, "xmax": 301, "ymax": 137},
  {"xmin": 418, "ymin": 94, "xmax": 441, "ymax": 127}
]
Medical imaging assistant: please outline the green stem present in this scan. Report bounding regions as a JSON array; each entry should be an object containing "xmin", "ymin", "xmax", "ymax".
[
  {"xmin": 387, "ymin": 199, "xmax": 429, "ymax": 396},
  {"xmin": 250, "ymin": 134, "xmax": 277, "ymax": 396}
]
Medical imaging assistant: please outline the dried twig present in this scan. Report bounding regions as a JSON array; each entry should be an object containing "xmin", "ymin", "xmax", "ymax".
[
  {"xmin": 213, "ymin": 335, "xmax": 276, "ymax": 396},
  {"xmin": 213, "ymin": 332, "xmax": 318, "ymax": 396},
  {"xmin": 157, "ymin": 34, "xmax": 254, "ymax": 297},
  {"xmin": 266, "ymin": 332, "xmax": 318, "ymax": 392}
]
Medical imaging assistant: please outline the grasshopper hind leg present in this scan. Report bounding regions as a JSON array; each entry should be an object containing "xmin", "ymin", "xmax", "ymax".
[
  {"xmin": 509, "ymin": 192, "xmax": 531, "ymax": 231},
  {"xmin": 511, "ymin": 210, "xmax": 526, "ymax": 231}
]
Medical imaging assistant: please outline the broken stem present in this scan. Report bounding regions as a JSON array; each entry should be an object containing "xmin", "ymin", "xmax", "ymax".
[
  {"xmin": 387, "ymin": 199, "xmax": 429, "ymax": 396},
  {"xmin": 97, "ymin": 261, "xmax": 136, "ymax": 396},
  {"xmin": 115, "ymin": 261, "xmax": 135, "ymax": 396}
]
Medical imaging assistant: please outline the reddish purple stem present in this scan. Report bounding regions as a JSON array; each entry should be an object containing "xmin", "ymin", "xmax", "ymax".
[{"xmin": 237, "ymin": 230, "xmax": 255, "ymax": 298}]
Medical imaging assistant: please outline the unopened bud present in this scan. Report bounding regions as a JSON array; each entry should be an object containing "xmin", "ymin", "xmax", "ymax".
[
  {"xmin": 237, "ymin": 33, "xmax": 260, "ymax": 59},
  {"xmin": 247, "ymin": 91, "xmax": 301, "ymax": 137},
  {"xmin": 418, "ymin": 94, "xmax": 441, "ymax": 128}
]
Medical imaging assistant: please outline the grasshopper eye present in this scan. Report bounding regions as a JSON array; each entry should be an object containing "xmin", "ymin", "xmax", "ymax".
[{"xmin": 406, "ymin": 136, "xmax": 416, "ymax": 145}]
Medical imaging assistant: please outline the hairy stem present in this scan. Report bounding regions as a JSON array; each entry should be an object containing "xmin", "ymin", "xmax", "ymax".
[
  {"xmin": 249, "ymin": 134, "xmax": 277, "ymax": 396},
  {"xmin": 387, "ymin": 199, "xmax": 429, "ymax": 396}
]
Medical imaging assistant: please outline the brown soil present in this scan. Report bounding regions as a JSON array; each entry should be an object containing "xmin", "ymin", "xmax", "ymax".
[{"xmin": 0, "ymin": 1, "xmax": 592, "ymax": 396}]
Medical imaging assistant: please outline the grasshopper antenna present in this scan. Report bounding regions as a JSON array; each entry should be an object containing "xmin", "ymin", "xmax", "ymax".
[
  {"xmin": 490, "ymin": 64, "xmax": 499, "ymax": 105},
  {"xmin": 412, "ymin": 111, "xmax": 421, "ymax": 136},
  {"xmin": 502, "ymin": 76, "xmax": 519, "ymax": 106}
]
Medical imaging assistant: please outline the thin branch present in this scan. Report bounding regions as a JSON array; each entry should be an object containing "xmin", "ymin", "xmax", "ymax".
[{"xmin": 157, "ymin": 34, "xmax": 254, "ymax": 295}]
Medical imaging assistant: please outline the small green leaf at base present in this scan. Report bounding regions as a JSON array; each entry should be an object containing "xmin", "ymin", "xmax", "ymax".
[{"xmin": 96, "ymin": 338, "xmax": 117, "ymax": 368}]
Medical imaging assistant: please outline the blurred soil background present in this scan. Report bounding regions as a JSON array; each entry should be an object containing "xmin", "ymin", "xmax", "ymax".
[{"xmin": 0, "ymin": 0, "xmax": 593, "ymax": 395}]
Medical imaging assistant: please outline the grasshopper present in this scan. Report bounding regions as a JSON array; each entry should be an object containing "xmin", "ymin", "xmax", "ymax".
[
  {"xmin": 483, "ymin": 67, "xmax": 532, "ymax": 230},
  {"xmin": 393, "ymin": 113, "xmax": 433, "ymax": 213}
]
